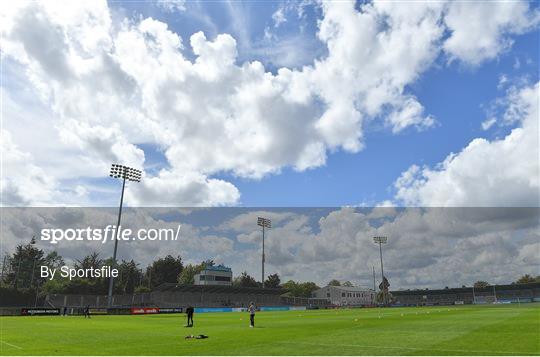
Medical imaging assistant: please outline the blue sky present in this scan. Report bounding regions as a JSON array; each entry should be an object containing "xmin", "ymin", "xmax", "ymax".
[
  {"xmin": 2, "ymin": 0, "xmax": 539, "ymax": 208},
  {"xmin": 107, "ymin": 0, "xmax": 539, "ymax": 207}
]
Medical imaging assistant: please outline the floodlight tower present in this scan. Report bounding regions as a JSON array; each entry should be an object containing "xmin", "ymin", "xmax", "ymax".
[
  {"xmin": 373, "ymin": 236, "xmax": 388, "ymax": 305},
  {"xmin": 372, "ymin": 265, "xmax": 376, "ymax": 301},
  {"xmin": 107, "ymin": 164, "xmax": 142, "ymax": 307},
  {"xmin": 257, "ymin": 217, "xmax": 271, "ymax": 288}
]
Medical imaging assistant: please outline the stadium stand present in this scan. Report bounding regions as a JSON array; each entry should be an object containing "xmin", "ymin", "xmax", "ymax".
[
  {"xmin": 45, "ymin": 284, "xmax": 288, "ymax": 309},
  {"xmin": 392, "ymin": 283, "xmax": 540, "ymax": 306},
  {"xmin": 4, "ymin": 283, "xmax": 537, "ymax": 314},
  {"xmin": 280, "ymin": 296, "xmax": 330, "ymax": 308}
]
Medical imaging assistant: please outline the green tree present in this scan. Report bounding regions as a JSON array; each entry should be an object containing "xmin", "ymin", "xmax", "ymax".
[
  {"xmin": 134, "ymin": 286, "xmax": 151, "ymax": 293},
  {"xmin": 515, "ymin": 274, "xmax": 535, "ymax": 284},
  {"xmin": 233, "ymin": 271, "xmax": 258, "ymax": 287},
  {"xmin": 265, "ymin": 273, "xmax": 281, "ymax": 288},
  {"xmin": 44, "ymin": 251, "xmax": 65, "ymax": 270},
  {"xmin": 282, "ymin": 280, "xmax": 299, "ymax": 295},
  {"xmin": 474, "ymin": 281, "xmax": 489, "ymax": 288},
  {"xmin": 6, "ymin": 241, "xmax": 46, "ymax": 289},
  {"xmin": 146, "ymin": 255, "xmax": 183, "ymax": 288},
  {"xmin": 61, "ymin": 253, "xmax": 109, "ymax": 294},
  {"xmin": 298, "ymin": 282, "xmax": 320, "ymax": 297},
  {"xmin": 328, "ymin": 279, "xmax": 341, "ymax": 286},
  {"xmin": 75, "ymin": 252, "xmax": 102, "ymax": 270},
  {"xmin": 178, "ymin": 263, "xmax": 205, "ymax": 285},
  {"xmin": 282, "ymin": 280, "xmax": 319, "ymax": 297},
  {"xmin": 41, "ymin": 276, "xmax": 70, "ymax": 294},
  {"xmin": 117, "ymin": 260, "xmax": 142, "ymax": 294},
  {"xmin": 342, "ymin": 281, "xmax": 354, "ymax": 287}
]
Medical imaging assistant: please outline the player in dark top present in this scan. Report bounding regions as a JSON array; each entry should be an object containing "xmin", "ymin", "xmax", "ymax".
[
  {"xmin": 186, "ymin": 306, "xmax": 194, "ymax": 327},
  {"xmin": 63, "ymin": 306, "xmax": 67, "ymax": 316},
  {"xmin": 84, "ymin": 305, "xmax": 91, "ymax": 318},
  {"xmin": 248, "ymin": 302, "xmax": 255, "ymax": 327}
]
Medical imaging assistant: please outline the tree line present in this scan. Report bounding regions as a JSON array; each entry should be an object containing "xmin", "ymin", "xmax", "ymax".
[
  {"xmin": 473, "ymin": 274, "xmax": 540, "ymax": 288},
  {"xmin": 0, "ymin": 240, "xmax": 333, "ymax": 298}
]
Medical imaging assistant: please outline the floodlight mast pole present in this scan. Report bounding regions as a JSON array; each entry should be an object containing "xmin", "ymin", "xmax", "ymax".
[
  {"xmin": 379, "ymin": 242, "xmax": 384, "ymax": 304},
  {"xmin": 373, "ymin": 236, "xmax": 388, "ymax": 306},
  {"xmin": 261, "ymin": 224, "xmax": 264, "ymax": 289},
  {"xmin": 107, "ymin": 175, "xmax": 125, "ymax": 308},
  {"xmin": 257, "ymin": 217, "xmax": 271, "ymax": 289},
  {"xmin": 372, "ymin": 265, "xmax": 376, "ymax": 303},
  {"xmin": 107, "ymin": 164, "xmax": 142, "ymax": 308}
]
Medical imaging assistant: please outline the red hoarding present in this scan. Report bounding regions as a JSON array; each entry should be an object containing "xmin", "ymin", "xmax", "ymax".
[{"xmin": 131, "ymin": 307, "xmax": 159, "ymax": 314}]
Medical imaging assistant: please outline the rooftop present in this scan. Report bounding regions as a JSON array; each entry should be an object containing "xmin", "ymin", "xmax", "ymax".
[
  {"xmin": 202, "ymin": 264, "xmax": 232, "ymax": 272},
  {"xmin": 321, "ymin": 285, "xmax": 374, "ymax": 292}
]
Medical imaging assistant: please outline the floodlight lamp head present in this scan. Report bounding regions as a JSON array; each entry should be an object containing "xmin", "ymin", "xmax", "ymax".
[
  {"xmin": 373, "ymin": 236, "xmax": 388, "ymax": 244},
  {"xmin": 109, "ymin": 164, "xmax": 143, "ymax": 182},
  {"xmin": 257, "ymin": 217, "xmax": 271, "ymax": 228}
]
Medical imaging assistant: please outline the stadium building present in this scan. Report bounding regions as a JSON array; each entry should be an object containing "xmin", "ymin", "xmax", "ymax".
[
  {"xmin": 194, "ymin": 265, "xmax": 233, "ymax": 286},
  {"xmin": 312, "ymin": 285, "xmax": 375, "ymax": 306}
]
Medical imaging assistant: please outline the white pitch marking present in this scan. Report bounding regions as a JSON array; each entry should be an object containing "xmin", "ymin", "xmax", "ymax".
[
  {"xmin": 1, "ymin": 340, "xmax": 22, "ymax": 350},
  {"xmin": 278, "ymin": 341, "xmax": 535, "ymax": 355}
]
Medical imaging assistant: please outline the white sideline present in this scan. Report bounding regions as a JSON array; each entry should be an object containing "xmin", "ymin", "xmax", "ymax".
[
  {"xmin": 0, "ymin": 340, "xmax": 23, "ymax": 350},
  {"xmin": 278, "ymin": 341, "xmax": 536, "ymax": 355}
]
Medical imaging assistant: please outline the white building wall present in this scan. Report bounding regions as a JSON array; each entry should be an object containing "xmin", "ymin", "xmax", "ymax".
[
  {"xmin": 312, "ymin": 286, "xmax": 374, "ymax": 306},
  {"xmin": 194, "ymin": 269, "xmax": 233, "ymax": 286}
]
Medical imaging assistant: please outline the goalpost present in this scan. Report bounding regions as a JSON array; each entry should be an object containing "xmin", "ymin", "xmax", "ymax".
[{"xmin": 472, "ymin": 285, "xmax": 498, "ymax": 304}]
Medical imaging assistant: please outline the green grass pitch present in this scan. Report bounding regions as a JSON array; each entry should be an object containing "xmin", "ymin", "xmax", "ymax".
[{"xmin": 1, "ymin": 304, "xmax": 539, "ymax": 355}]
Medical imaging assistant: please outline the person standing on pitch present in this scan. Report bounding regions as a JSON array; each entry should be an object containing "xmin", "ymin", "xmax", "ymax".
[
  {"xmin": 185, "ymin": 306, "xmax": 194, "ymax": 327},
  {"xmin": 248, "ymin": 302, "xmax": 256, "ymax": 328},
  {"xmin": 84, "ymin": 305, "xmax": 91, "ymax": 318}
]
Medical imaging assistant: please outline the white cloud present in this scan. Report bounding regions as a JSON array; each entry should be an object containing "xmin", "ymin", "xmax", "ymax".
[
  {"xmin": 481, "ymin": 117, "xmax": 497, "ymax": 131},
  {"xmin": 126, "ymin": 170, "xmax": 240, "ymax": 207},
  {"xmin": 498, "ymin": 74, "xmax": 509, "ymax": 89},
  {"xmin": 1, "ymin": 0, "xmax": 538, "ymax": 206},
  {"xmin": 0, "ymin": 130, "xmax": 58, "ymax": 205},
  {"xmin": 443, "ymin": 1, "xmax": 539, "ymax": 65},
  {"xmin": 387, "ymin": 97, "xmax": 436, "ymax": 133},
  {"xmin": 3, "ymin": 207, "xmax": 538, "ymax": 288},
  {"xmin": 394, "ymin": 82, "xmax": 539, "ymax": 207},
  {"xmin": 518, "ymin": 242, "xmax": 540, "ymax": 266},
  {"xmin": 232, "ymin": 207, "xmax": 540, "ymax": 287},
  {"xmin": 156, "ymin": 0, "xmax": 186, "ymax": 13},
  {"xmin": 272, "ymin": 7, "xmax": 287, "ymax": 28}
]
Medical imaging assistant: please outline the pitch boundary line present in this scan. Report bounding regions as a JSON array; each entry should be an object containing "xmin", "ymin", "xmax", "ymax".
[
  {"xmin": 0, "ymin": 340, "xmax": 23, "ymax": 350},
  {"xmin": 278, "ymin": 341, "xmax": 536, "ymax": 355}
]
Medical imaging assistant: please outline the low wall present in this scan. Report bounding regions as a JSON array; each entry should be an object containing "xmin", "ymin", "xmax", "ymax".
[
  {"xmin": 0, "ymin": 305, "xmax": 304, "ymax": 316},
  {"xmin": 194, "ymin": 307, "xmax": 233, "ymax": 313},
  {"xmin": 194, "ymin": 306, "xmax": 307, "ymax": 313},
  {"xmin": 289, "ymin": 306, "xmax": 307, "ymax": 311},
  {"xmin": 0, "ymin": 307, "xmax": 60, "ymax": 316},
  {"xmin": 260, "ymin": 306, "xmax": 289, "ymax": 311}
]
